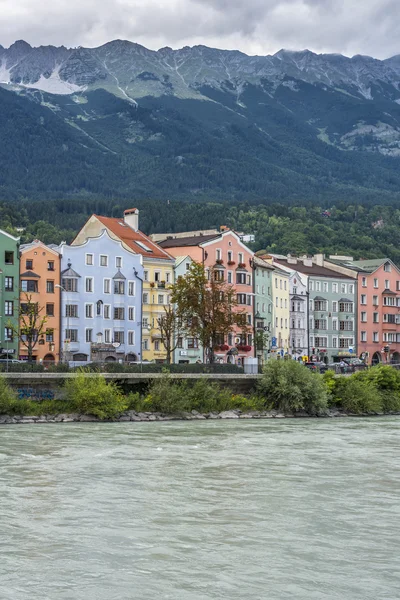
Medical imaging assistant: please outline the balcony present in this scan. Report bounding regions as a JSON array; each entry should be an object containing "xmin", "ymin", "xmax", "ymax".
[{"xmin": 157, "ymin": 282, "xmax": 166, "ymax": 289}]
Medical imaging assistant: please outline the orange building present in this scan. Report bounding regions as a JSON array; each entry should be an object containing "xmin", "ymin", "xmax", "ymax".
[{"xmin": 19, "ymin": 241, "xmax": 61, "ymax": 364}]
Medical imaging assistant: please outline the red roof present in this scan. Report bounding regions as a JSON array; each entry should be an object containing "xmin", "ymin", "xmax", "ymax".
[{"xmin": 95, "ymin": 215, "xmax": 173, "ymax": 260}]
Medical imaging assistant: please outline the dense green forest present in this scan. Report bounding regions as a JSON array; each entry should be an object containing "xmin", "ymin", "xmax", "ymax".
[{"xmin": 1, "ymin": 198, "xmax": 399, "ymax": 264}]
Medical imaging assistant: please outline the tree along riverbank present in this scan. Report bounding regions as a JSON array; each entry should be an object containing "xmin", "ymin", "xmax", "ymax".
[{"xmin": 1, "ymin": 363, "xmax": 400, "ymax": 423}]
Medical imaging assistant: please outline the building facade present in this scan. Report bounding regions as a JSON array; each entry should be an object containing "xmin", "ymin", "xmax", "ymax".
[
  {"xmin": 19, "ymin": 241, "xmax": 61, "ymax": 363},
  {"xmin": 271, "ymin": 267, "xmax": 290, "ymax": 358},
  {"xmin": 273, "ymin": 256, "xmax": 357, "ymax": 363},
  {"xmin": 159, "ymin": 229, "xmax": 255, "ymax": 365},
  {"xmin": 173, "ymin": 256, "xmax": 203, "ymax": 364},
  {"xmin": 71, "ymin": 209, "xmax": 175, "ymax": 363},
  {"xmin": 288, "ymin": 270, "xmax": 308, "ymax": 360},
  {"xmin": 58, "ymin": 230, "xmax": 143, "ymax": 364},
  {"xmin": 0, "ymin": 229, "xmax": 20, "ymax": 359},
  {"xmin": 253, "ymin": 256, "xmax": 274, "ymax": 365},
  {"xmin": 323, "ymin": 257, "xmax": 400, "ymax": 364}
]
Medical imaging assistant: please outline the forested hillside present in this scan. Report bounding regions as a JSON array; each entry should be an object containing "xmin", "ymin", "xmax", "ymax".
[{"xmin": 2, "ymin": 199, "xmax": 400, "ymax": 264}]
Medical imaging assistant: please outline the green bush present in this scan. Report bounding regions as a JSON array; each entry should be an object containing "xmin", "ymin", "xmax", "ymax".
[
  {"xmin": 64, "ymin": 370, "xmax": 128, "ymax": 419},
  {"xmin": 0, "ymin": 377, "xmax": 20, "ymax": 414},
  {"xmin": 330, "ymin": 377, "xmax": 382, "ymax": 414},
  {"xmin": 257, "ymin": 360, "xmax": 328, "ymax": 414}
]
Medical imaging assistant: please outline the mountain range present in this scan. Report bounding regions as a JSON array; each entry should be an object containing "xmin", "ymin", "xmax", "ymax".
[{"xmin": 3, "ymin": 39, "xmax": 400, "ymax": 202}]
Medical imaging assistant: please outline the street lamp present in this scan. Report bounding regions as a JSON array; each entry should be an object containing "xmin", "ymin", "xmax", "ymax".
[{"xmin": 55, "ymin": 284, "xmax": 69, "ymax": 363}]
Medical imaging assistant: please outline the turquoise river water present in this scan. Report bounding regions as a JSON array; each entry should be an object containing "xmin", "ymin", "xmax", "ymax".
[{"xmin": 0, "ymin": 418, "xmax": 399, "ymax": 600}]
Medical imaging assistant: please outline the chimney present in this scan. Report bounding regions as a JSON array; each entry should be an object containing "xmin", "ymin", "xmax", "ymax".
[
  {"xmin": 314, "ymin": 253, "xmax": 324, "ymax": 266},
  {"xmin": 287, "ymin": 254, "xmax": 298, "ymax": 265},
  {"xmin": 124, "ymin": 208, "xmax": 139, "ymax": 231},
  {"xmin": 302, "ymin": 257, "xmax": 313, "ymax": 267}
]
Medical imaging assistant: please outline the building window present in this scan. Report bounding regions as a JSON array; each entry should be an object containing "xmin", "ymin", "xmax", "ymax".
[
  {"xmin": 104, "ymin": 305, "xmax": 110, "ymax": 319},
  {"xmin": 116, "ymin": 257, "xmax": 122, "ymax": 268},
  {"xmin": 114, "ymin": 331, "xmax": 124, "ymax": 344},
  {"xmin": 228, "ymin": 271, "xmax": 232, "ymax": 284},
  {"xmin": 236, "ymin": 272, "xmax": 247, "ymax": 285},
  {"xmin": 46, "ymin": 329, "xmax": 54, "ymax": 342},
  {"xmin": 143, "ymin": 271, "xmax": 148, "ymax": 281},
  {"xmin": 128, "ymin": 331, "xmax": 135, "ymax": 346},
  {"xmin": 114, "ymin": 280, "xmax": 125, "ymax": 295},
  {"xmin": 373, "ymin": 332, "xmax": 379, "ymax": 343},
  {"xmin": 114, "ymin": 307, "xmax": 125, "ymax": 320},
  {"xmin": 373, "ymin": 312, "xmax": 379, "ymax": 323},
  {"xmin": 216, "ymin": 249, "xmax": 222, "ymax": 261},
  {"xmin": 332, "ymin": 337, "xmax": 337, "ymax": 348},
  {"xmin": 339, "ymin": 302, "xmax": 353, "ymax": 313},
  {"xmin": 188, "ymin": 338, "xmax": 199, "ymax": 349},
  {"xmin": 86, "ymin": 329, "xmax": 93, "ymax": 343},
  {"xmin": 158, "ymin": 294, "xmax": 164, "ymax": 304},
  {"xmin": 349, "ymin": 284, "xmax": 354, "ymax": 294},
  {"xmin": 85, "ymin": 304, "xmax": 93, "ymax": 318},
  {"xmin": 315, "ymin": 337, "xmax": 328, "ymax": 348},
  {"xmin": 103, "ymin": 279, "xmax": 110, "ymax": 294},
  {"xmin": 373, "ymin": 295, "xmax": 378, "ymax": 305},
  {"xmin": 62, "ymin": 278, "xmax": 78, "ymax": 292},
  {"xmin": 315, "ymin": 319, "xmax": 327, "ymax": 330},
  {"xmin": 237, "ymin": 294, "xmax": 247, "ymax": 305},
  {"xmin": 4, "ymin": 252, "xmax": 14, "ymax": 265},
  {"xmin": 323, "ymin": 282, "xmax": 328, "ymax": 293},
  {"xmin": 86, "ymin": 254, "xmax": 93, "ymax": 266},
  {"xmin": 384, "ymin": 263, "xmax": 391, "ymax": 272},
  {"xmin": 21, "ymin": 280, "xmax": 38, "ymax": 293},
  {"xmin": 154, "ymin": 340, "xmax": 160, "ymax": 351},
  {"xmin": 4, "ymin": 301, "xmax": 13, "ymax": 316},
  {"xmin": 46, "ymin": 280, "xmax": 54, "ymax": 293},
  {"xmin": 385, "ymin": 280, "xmax": 390, "ymax": 289},
  {"xmin": 166, "ymin": 273, "xmax": 170, "ymax": 283},
  {"xmin": 66, "ymin": 305, "xmax": 78, "ymax": 318},
  {"xmin": 65, "ymin": 329, "xmax": 78, "ymax": 342},
  {"xmin": 315, "ymin": 281, "xmax": 321, "ymax": 292},
  {"xmin": 360, "ymin": 294, "xmax": 366, "ymax": 305},
  {"xmin": 374, "ymin": 278, "xmax": 378, "ymax": 288},
  {"xmin": 143, "ymin": 293, "xmax": 149, "ymax": 304},
  {"xmin": 361, "ymin": 312, "xmax": 367, "ymax": 322},
  {"xmin": 339, "ymin": 338, "xmax": 354, "ymax": 348},
  {"xmin": 85, "ymin": 277, "xmax": 93, "ymax": 293},
  {"xmin": 360, "ymin": 331, "xmax": 367, "ymax": 342},
  {"xmin": 177, "ymin": 337, "xmax": 183, "ymax": 348},
  {"xmin": 26, "ymin": 258, "xmax": 33, "ymax": 270},
  {"xmin": 332, "ymin": 301, "xmax": 338, "ymax": 313},
  {"xmin": 104, "ymin": 329, "xmax": 111, "ymax": 343},
  {"xmin": 340, "ymin": 321, "xmax": 353, "ymax": 331},
  {"xmin": 128, "ymin": 281, "xmax": 135, "ymax": 296},
  {"xmin": 314, "ymin": 300, "xmax": 327, "ymax": 311},
  {"xmin": 46, "ymin": 303, "xmax": 54, "ymax": 316},
  {"xmin": 128, "ymin": 307, "xmax": 135, "ymax": 321},
  {"xmin": 100, "ymin": 255, "xmax": 108, "ymax": 267},
  {"xmin": 154, "ymin": 272, "xmax": 161, "ymax": 282},
  {"xmin": 4, "ymin": 327, "xmax": 13, "ymax": 342},
  {"xmin": 142, "ymin": 339, "xmax": 148, "ymax": 351},
  {"xmin": 383, "ymin": 296, "xmax": 395, "ymax": 306},
  {"xmin": 361, "ymin": 277, "xmax": 367, "ymax": 287},
  {"xmin": 332, "ymin": 319, "xmax": 337, "ymax": 330},
  {"xmin": 4, "ymin": 276, "xmax": 13, "ymax": 291}
]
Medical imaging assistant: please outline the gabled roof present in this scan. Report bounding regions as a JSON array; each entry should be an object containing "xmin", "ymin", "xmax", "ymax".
[
  {"xmin": 20, "ymin": 240, "xmax": 60, "ymax": 256},
  {"xmin": 20, "ymin": 271, "xmax": 40, "ymax": 279},
  {"xmin": 95, "ymin": 215, "xmax": 173, "ymax": 260},
  {"xmin": 113, "ymin": 270, "xmax": 126, "ymax": 280},
  {"xmin": 61, "ymin": 264, "xmax": 81, "ymax": 278},
  {"xmin": 174, "ymin": 255, "xmax": 192, "ymax": 269}
]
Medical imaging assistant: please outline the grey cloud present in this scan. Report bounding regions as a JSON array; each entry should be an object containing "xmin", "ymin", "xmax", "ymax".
[{"xmin": 1, "ymin": 0, "xmax": 400, "ymax": 59}]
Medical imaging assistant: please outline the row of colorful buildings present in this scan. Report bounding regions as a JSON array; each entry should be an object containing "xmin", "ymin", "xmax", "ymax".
[{"xmin": 0, "ymin": 208, "xmax": 400, "ymax": 366}]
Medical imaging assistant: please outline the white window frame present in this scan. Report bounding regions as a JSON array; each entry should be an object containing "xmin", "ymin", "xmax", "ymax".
[
  {"xmin": 104, "ymin": 304, "xmax": 111, "ymax": 319},
  {"xmin": 99, "ymin": 254, "xmax": 108, "ymax": 267},
  {"xmin": 128, "ymin": 281, "xmax": 135, "ymax": 296},
  {"xmin": 128, "ymin": 306, "xmax": 135, "ymax": 321},
  {"xmin": 85, "ymin": 253, "xmax": 94, "ymax": 266},
  {"xmin": 104, "ymin": 329, "xmax": 111, "ymax": 343},
  {"xmin": 115, "ymin": 256, "xmax": 122, "ymax": 269},
  {"xmin": 85, "ymin": 303, "xmax": 94, "ymax": 319},
  {"xmin": 128, "ymin": 331, "xmax": 135, "ymax": 346},
  {"xmin": 85, "ymin": 277, "xmax": 94, "ymax": 293},
  {"xmin": 85, "ymin": 328, "xmax": 93, "ymax": 343},
  {"xmin": 103, "ymin": 278, "xmax": 111, "ymax": 294}
]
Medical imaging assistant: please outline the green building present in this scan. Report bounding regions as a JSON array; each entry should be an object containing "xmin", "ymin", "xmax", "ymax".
[
  {"xmin": 253, "ymin": 256, "xmax": 274, "ymax": 365},
  {"xmin": 0, "ymin": 229, "xmax": 20, "ymax": 359}
]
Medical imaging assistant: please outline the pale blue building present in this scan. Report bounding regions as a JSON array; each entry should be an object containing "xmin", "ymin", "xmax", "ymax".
[
  {"xmin": 173, "ymin": 256, "xmax": 203, "ymax": 364},
  {"xmin": 57, "ymin": 230, "xmax": 143, "ymax": 364}
]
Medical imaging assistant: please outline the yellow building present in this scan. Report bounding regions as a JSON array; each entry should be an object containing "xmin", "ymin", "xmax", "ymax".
[
  {"xmin": 72, "ymin": 209, "xmax": 175, "ymax": 362},
  {"xmin": 272, "ymin": 267, "xmax": 290, "ymax": 357}
]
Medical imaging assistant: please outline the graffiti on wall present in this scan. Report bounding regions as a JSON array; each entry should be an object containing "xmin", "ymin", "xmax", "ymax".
[{"xmin": 17, "ymin": 388, "xmax": 55, "ymax": 401}]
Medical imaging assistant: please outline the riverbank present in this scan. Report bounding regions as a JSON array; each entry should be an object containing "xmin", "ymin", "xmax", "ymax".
[{"xmin": 1, "ymin": 408, "xmax": 399, "ymax": 424}]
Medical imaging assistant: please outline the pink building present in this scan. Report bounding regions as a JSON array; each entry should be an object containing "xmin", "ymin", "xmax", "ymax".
[
  {"xmin": 325, "ymin": 257, "xmax": 400, "ymax": 364},
  {"xmin": 158, "ymin": 229, "xmax": 254, "ymax": 364}
]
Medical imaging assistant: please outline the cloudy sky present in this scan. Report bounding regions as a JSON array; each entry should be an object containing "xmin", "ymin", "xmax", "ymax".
[{"xmin": 1, "ymin": 0, "xmax": 400, "ymax": 59}]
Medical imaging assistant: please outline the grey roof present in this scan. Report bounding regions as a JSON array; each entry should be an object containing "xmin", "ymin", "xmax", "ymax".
[
  {"xmin": 339, "ymin": 298, "xmax": 353, "ymax": 303},
  {"xmin": 314, "ymin": 296, "xmax": 327, "ymax": 301},
  {"xmin": 382, "ymin": 288, "xmax": 396, "ymax": 295},
  {"xmin": 159, "ymin": 234, "xmax": 220, "ymax": 248},
  {"xmin": 20, "ymin": 271, "xmax": 40, "ymax": 279},
  {"xmin": 113, "ymin": 270, "xmax": 126, "ymax": 280},
  {"xmin": 292, "ymin": 295, "xmax": 306, "ymax": 301},
  {"xmin": 61, "ymin": 263, "xmax": 81, "ymax": 278}
]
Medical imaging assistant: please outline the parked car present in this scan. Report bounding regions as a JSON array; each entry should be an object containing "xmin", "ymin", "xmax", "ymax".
[{"xmin": 304, "ymin": 361, "xmax": 328, "ymax": 373}]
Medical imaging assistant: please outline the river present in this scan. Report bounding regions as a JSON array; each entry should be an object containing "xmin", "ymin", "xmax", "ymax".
[{"xmin": 1, "ymin": 418, "xmax": 399, "ymax": 600}]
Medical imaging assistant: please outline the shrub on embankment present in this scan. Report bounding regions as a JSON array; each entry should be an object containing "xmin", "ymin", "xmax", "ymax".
[{"xmin": 257, "ymin": 360, "xmax": 329, "ymax": 414}]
